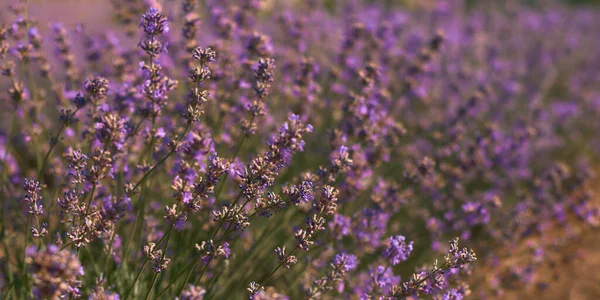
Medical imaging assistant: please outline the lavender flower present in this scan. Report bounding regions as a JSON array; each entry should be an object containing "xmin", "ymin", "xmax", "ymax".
[
  {"xmin": 26, "ymin": 245, "xmax": 83, "ymax": 299},
  {"xmin": 3, "ymin": 2, "xmax": 599, "ymax": 299},
  {"xmin": 23, "ymin": 177, "xmax": 43, "ymax": 216},
  {"xmin": 144, "ymin": 242, "xmax": 171, "ymax": 273},
  {"xmin": 179, "ymin": 285, "xmax": 206, "ymax": 300},
  {"xmin": 139, "ymin": 7, "xmax": 169, "ymax": 57},
  {"xmin": 383, "ymin": 235, "xmax": 414, "ymax": 265},
  {"xmin": 307, "ymin": 253, "xmax": 358, "ymax": 298}
]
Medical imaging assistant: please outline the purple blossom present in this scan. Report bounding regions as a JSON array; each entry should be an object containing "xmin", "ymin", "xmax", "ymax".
[
  {"xmin": 383, "ymin": 235, "xmax": 414, "ymax": 265},
  {"xmin": 140, "ymin": 7, "xmax": 169, "ymax": 36},
  {"xmin": 332, "ymin": 253, "xmax": 358, "ymax": 272}
]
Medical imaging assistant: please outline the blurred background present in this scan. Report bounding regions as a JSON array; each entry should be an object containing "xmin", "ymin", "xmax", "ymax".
[{"xmin": 1, "ymin": 0, "xmax": 600, "ymax": 299}]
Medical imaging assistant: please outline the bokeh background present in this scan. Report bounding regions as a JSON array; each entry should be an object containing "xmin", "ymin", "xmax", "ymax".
[{"xmin": 1, "ymin": 0, "xmax": 600, "ymax": 299}]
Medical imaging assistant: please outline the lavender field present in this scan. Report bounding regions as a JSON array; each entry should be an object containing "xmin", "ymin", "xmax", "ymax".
[{"xmin": 1, "ymin": 0, "xmax": 599, "ymax": 299}]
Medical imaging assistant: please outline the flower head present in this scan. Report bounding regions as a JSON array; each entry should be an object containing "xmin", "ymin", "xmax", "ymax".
[{"xmin": 383, "ymin": 235, "xmax": 414, "ymax": 265}]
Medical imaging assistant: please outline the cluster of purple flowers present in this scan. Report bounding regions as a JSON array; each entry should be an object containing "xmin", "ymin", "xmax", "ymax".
[{"xmin": 0, "ymin": 0, "xmax": 599, "ymax": 299}]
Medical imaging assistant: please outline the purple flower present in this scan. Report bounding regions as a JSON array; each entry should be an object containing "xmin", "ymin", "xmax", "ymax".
[
  {"xmin": 437, "ymin": 288, "xmax": 465, "ymax": 300},
  {"xmin": 140, "ymin": 8, "xmax": 169, "ymax": 36},
  {"xmin": 332, "ymin": 253, "xmax": 357, "ymax": 272},
  {"xmin": 383, "ymin": 235, "xmax": 414, "ymax": 265},
  {"xmin": 353, "ymin": 208, "xmax": 390, "ymax": 246},
  {"xmin": 288, "ymin": 181, "xmax": 314, "ymax": 205},
  {"xmin": 329, "ymin": 214, "xmax": 351, "ymax": 236},
  {"xmin": 221, "ymin": 242, "xmax": 231, "ymax": 259},
  {"xmin": 26, "ymin": 245, "xmax": 83, "ymax": 299},
  {"xmin": 369, "ymin": 265, "xmax": 401, "ymax": 291}
]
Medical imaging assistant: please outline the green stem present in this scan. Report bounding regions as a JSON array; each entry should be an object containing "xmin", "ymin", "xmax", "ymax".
[
  {"xmin": 254, "ymin": 246, "xmax": 299, "ymax": 293},
  {"xmin": 84, "ymin": 184, "xmax": 97, "ymax": 216},
  {"xmin": 144, "ymin": 272, "xmax": 159, "ymax": 300},
  {"xmin": 119, "ymin": 186, "xmax": 147, "ymax": 276},
  {"xmin": 20, "ymin": 215, "xmax": 32, "ymax": 294},
  {"xmin": 213, "ymin": 114, "xmax": 255, "ymax": 200},
  {"xmin": 123, "ymin": 260, "xmax": 148, "ymax": 300},
  {"xmin": 59, "ymin": 241, "xmax": 73, "ymax": 251},
  {"xmin": 84, "ymin": 246, "xmax": 101, "ymax": 276},
  {"xmin": 160, "ymin": 259, "xmax": 197, "ymax": 298},
  {"xmin": 178, "ymin": 257, "xmax": 201, "ymax": 295},
  {"xmin": 38, "ymin": 119, "xmax": 68, "ymax": 180},
  {"xmin": 130, "ymin": 122, "xmax": 192, "ymax": 194}
]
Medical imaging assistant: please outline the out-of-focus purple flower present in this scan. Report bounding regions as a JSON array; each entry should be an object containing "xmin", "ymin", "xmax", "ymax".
[
  {"xmin": 382, "ymin": 235, "xmax": 414, "ymax": 265},
  {"xmin": 353, "ymin": 208, "xmax": 390, "ymax": 246},
  {"xmin": 329, "ymin": 214, "xmax": 351, "ymax": 237},
  {"xmin": 180, "ymin": 285, "xmax": 206, "ymax": 300},
  {"xmin": 332, "ymin": 253, "xmax": 358, "ymax": 272},
  {"xmin": 26, "ymin": 245, "xmax": 83, "ymax": 299},
  {"xmin": 140, "ymin": 7, "xmax": 169, "ymax": 36}
]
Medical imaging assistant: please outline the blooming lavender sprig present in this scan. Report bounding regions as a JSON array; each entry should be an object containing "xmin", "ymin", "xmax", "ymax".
[
  {"xmin": 23, "ymin": 177, "xmax": 43, "ymax": 217},
  {"xmin": 208, "ymin": 114, "xmax": 314, "ymax": 246},
  {"xmin": 144, "ymin": 241, "xmax": 171, "ymax": 273},
  {"xmin": 180, "ymin": 0, "xmax": 200, "ymax": 59},
  {"xmin": 391, "ymin": 238, "xmax": 477, "ymax": 298},
  {"xmin": 65, "ymin": 195, "xmax": 129, "ymax": 249},
  {"xmin": 307, "ymin": 253, "xmax": 358, "ymax": 299},
  {"xmin": 23, "ymin": 177, "xmax": 47, "ymax": 238},
  {"xmin": 179, "ymin": 284, "xmax": 207, "ymax": 300},
  {"xmin": 383, "ymin": 235, "xmax": 414, "ymax": 265},
  {"xmin": 185, "ymin": 47, "xmax": 216, "ymax": 122},
  {"xmin": 240, "ymin": 114, "xmax": 313, "ymax": 196},
  {"xmin": 52, "ymin": 23, "xmax": 79, "ymax": 88},
  {"xmin": 88, "ymin": 275, "xmax": 120, "ymax": 299},
  {"xmin": 39, "ymin": 76, "xmax": 107, "ymax": 180},
  {"xmin": 274, "ymin": 245, "xmax": 297, "ymax": 269},
  {"xmin": 240, "ymin": 57, "xmax": 276, "ymax": 138},
  {"xmin": 26, "ymin": 245, "xmax": 84, "ymax": 299},
  {"xmin": 249, "ymin": 185, "xmax": 338, "ymax": 297},
  {"xmin": 138, "ymin": 7, "xmax": 169, "ymax": 58},
  {"xmin": 195, "ymin": 240, "xmax": 231, "ymax": 262}
]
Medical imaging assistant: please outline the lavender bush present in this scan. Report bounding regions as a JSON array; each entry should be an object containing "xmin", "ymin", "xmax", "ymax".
[{"xmin": 1, "ymin": 0, "xmax": 599, "ymax": 299}]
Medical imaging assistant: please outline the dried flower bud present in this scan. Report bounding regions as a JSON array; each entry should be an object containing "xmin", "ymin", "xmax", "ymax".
[
  {"xmin": 84, "ymin": 77, "xmax": 109, "ymax": 98},
  {"xmin": 192, "ymin": 47, "xmax": 216, "ymax": 65}
]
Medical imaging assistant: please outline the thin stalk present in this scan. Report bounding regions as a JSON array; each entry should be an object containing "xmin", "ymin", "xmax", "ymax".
[
  {"xmin": 103, "ymin": 220, "xmax": 120, "ymax": 276},
  {"xmin": 59, "ymin": 241, "xmax": 73, "ymax": 251},
  {"xmin": 84, "ymin": 184, "xmax": 97, "ymax": 215},
  {"xmin": 84, "ymin": 246, "xmax": 101, "ymax": 276},
  {"xmin": 158, "ymin": 259, "xmax": 197, "ymax": 298},
  {"xmin": 254, "ymin": 246, "xmax": 299, "ymax": 293},
  {"xmin": 217, "ymin": 219, "xmax": 279, "ymax": 296},
  {"xmin": 130, "ymin": 122, "xmax": 192, "ymax": 193},
  {"xmin": 122, "ymin": 190, "xmax": 144, "ymax": 256},
  {"xmin": 213, "ymin": 115, "xmax": 255, "ymax": 200},
  {"xmin": 184, "ymin": 166, "xmax": 268, "ymax": 291},
  {"xmin": 119, "ymin": 187, "xmax": 147, "ymax": 277},
  {"xmin": 19, "ymin": 215, "xmax": 32, "ymax": 293},
  {"xmin": 143, "ymin": 227, "xmax": 172, "ymax": 300},
  {"xmin": 144, "ymin": 272, "xmax": 159, "ymax": 300},
  {"xmin": 38, "ymin": 107, "xmax": 78, "ymax": 180},
  {"xmin": 2, "ymin": 235, "xmax": 16, "ymax": 299},
  {"xmin": 203, "ymin": 263, "xmax": 226, "ymax": 299},
  {"xmin": 131, "ymin": 151, "xmax": 173, "ymax": 192},
  {"xmin": 123, "ymin": 260, "xmax": 149, "ymax": 300},
  {"xmin": 178, "ymin": 257, "xmax": 201, "ymax": 295}
]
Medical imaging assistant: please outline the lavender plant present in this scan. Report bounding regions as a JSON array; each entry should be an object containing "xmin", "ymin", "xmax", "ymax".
[{"xmin": 1, "ymin": 0, "xmax": 599, "ymax": 299}]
